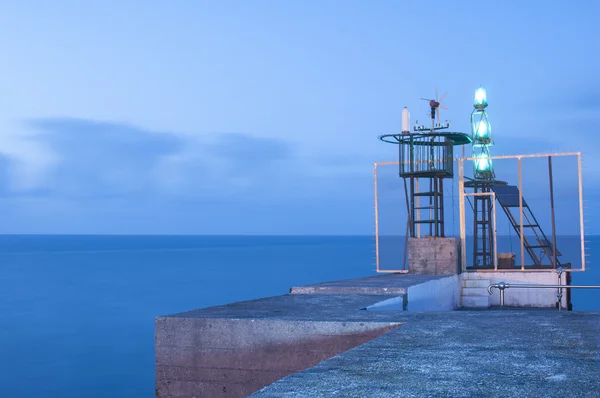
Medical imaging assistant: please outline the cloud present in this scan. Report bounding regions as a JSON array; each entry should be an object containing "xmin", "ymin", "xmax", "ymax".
[
  {"xmin": 0, "ymin": 117, "xmax": 380, "ymax": 233},
  {"xmin": 22, "ymin": 117, "xmax": 182, "ymax": 199},
  {"xmin": 153, "ymin": 130, "xmax": 299, "ymax": 200},
  {"xmin": 7, "ymin": 117, "xmax": 370, "ymax": 203},
  {"xmin": 0, "ymin": 155, "xmax": 13, "ymax": 197},
  {"xmin": 206, "ymin": 132, "xmax": 292, "ymax": 163}
]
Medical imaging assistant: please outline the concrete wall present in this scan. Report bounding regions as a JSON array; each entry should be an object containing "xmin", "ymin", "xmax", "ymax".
[
  {"xmin": 155, "ymin": 317, "xmax": 400, "ymax": 397},
  {"xmin": 407, "ymin": 275, "xmax": 461, "ymax": 311},
  {"xmin": 408, "ymin": 237, "xmax": 460, "ymax": 275},
  {"xmin": 463, "ymin": 272, "xmax": 568, "ymax": 308}
]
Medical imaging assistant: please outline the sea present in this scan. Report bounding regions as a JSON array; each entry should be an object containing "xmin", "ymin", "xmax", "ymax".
[{"xmin": 0, "ymin": 234, "xmax": 597, "ymax": 398}]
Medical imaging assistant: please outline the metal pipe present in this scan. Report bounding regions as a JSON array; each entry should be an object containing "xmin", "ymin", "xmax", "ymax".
[
  {"xmin": 440, "ymin": 178, "xmax": 445, "ymax": 237},
  {"xmin": 458, "ymin": 159, "xmax": 466, "ymax": 271},
  {"xmin": 492, "ymin": 192, "xmax": 498, "ymax": 270},
  {"xmin": 403, "ymin": 178, "xmax": 411, "ymax": 270},
  {"xmin": 557, "ymin": 267, "xmax": 563, "ymax": 311},
  {"xmin": 488, "ymin": 282, "xmax": 600, "ymax": 310},
  {"xmin": 410, "ymin": 177, "xmax": 415, "ymax": 238},
  {"xmin": 578, "ymin": 153, "xmax": 585, "ymax": 271},
  {"xmin": 548, "ymin": 156, "xmax": 558, "ymax": 269},
  {"xmin": 416, "ymin": 178, "xmax": 421, "ymax": 238},
  {"xmin": 374, "ymin": 163, "xmax": 380, "ymax": 272},
  {"xmin": 374, "ymin": 151, "xmax": 581, "ymax": 166},
  {"xmin": 518, "ymin": 158, "xmax": 525, "ymax": 270},
  {"xmin": 489, "ymin": 283, "xmax": 600, "ymax": 291},
  {"xmin": 461, "ymin": 152, "xmax": 581, "ymax": 161},
  {"xmin": 473, "ymin": 183, "xmax": 478, "ymax": 266}
]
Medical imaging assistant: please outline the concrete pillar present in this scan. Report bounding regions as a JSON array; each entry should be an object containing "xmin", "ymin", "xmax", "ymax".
[{"xmin": 408, "ymin": 237, "xmax": 460, "ymax": 275}]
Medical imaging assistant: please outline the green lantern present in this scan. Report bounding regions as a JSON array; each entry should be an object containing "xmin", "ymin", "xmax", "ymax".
[
  {"xmin": 471, "ymin": 86, "xmax": 494, "ymax": 180},
  {"xmin": 474, "ymin": 87, "xmax": 487, "ymax": 110},
  {"xmin": 471, "ymin": 110, "xmax": 493, "ymax": 146},
  {"xmin": 474, "ymin": 148, "xmax": 495, "ymax": 179}
]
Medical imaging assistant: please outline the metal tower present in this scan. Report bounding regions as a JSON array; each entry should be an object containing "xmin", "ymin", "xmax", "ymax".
[
  {"xmin": 466, "ymin": 87, "xmax": 502, "ymax": 268},
  {"xmin": 380, "ymin": 92, "xmax": 471, "ymax": 238}
]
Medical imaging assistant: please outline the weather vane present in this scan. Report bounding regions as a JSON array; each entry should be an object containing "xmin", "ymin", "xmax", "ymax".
[{"xmin": 412, "ymin": 88, "xmax": 451, "ymax": 133}]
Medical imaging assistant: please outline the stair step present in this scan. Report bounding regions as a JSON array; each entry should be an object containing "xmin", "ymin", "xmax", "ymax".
[
  {"xmin": 463, "ymin": 279, "xmax": 491, "ymax": 288},
  {"xmin": 462, "ymin": 295, "xmax": 490, "ymax": 308},
  {"xmin": 414, "ymin": 191, "xmax": 438, "ymax": 197},
  {"xmin": 461, "ymin": 287, "xmax": 489, "ymax": 297}
]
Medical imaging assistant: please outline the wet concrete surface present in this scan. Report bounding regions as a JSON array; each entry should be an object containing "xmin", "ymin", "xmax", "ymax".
[
  {"xmin": 290, "ymin": 274, "xmax": 449, "ymax": 295},
  {"xmin": 253, "ymin": 311, "xmax": 600, "ymax": 397},
  {"xmin": 157, "ymin": 274, "xmax": 600, "ymax": 397}
]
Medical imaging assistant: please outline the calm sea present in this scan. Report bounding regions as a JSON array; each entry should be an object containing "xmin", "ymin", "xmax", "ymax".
[{"xmin": 0, "ymin": 235, "xmax": 597, "ymax": 397}]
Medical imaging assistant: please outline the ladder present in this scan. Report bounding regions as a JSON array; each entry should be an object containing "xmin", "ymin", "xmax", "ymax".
[
  {"xmin": 473, "ymin": 184, "xmax": 494, "ymax": 268},
  {"xmin": 491, "ymin": 185, "xmax": 562, "ymax": 268},
  {"xmin": 407, "ymin": 176, "xmax": 445, "ymax": 237}
]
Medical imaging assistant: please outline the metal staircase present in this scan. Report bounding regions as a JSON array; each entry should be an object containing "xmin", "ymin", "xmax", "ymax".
[{"xmin": 491, "ymin": 185, "xmax": 562, "ymax": 268}]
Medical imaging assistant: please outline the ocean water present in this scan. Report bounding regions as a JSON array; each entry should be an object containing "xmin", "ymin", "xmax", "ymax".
[{"xmin": 0, "ymin": 235, "xmax": 597, "ymax": 397}]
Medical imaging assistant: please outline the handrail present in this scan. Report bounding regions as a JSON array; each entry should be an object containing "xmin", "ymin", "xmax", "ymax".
[{"xmin": 488, "ymin": 282, "xmax": 600, "ymax": 310}]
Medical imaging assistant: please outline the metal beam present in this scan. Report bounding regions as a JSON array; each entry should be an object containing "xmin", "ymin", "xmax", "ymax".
[
  {"xmin": 578, "ymin": 153, "xmax": 585, "ymax": 271},
  {"xmin": 373, "ymin": 163, "xmax": 380, "ymax": 272},
  {"xmin": 459, "ymin": 159, "xmax": 466, "ymax": 272},
  {"xmin": 518, "ymin": 158, "xmax": 525, "ymax": 270}
]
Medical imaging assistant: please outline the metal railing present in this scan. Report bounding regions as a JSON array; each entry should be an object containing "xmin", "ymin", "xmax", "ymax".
[
  {"xmin": 488, "ymin": 267, "xmax": 600, "ymax": 311},
  {"xmin": 458, "ymin": 152, "xmax": 585, "ymax": 272}
]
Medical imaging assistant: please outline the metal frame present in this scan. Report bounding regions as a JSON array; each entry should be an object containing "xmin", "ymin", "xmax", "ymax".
[
  {"xmin": 463, "ymin": 191, "xmax": 498, "ymax": 270},
  {"xmin": 373, "ymin": 162, "xmax": 409, "ymax": 274},
  {"xmin": 374, "ymin": 152, "xmax": 585, "ymax": 274},
  {"xmin": 458, "ymin": 152, "xmax": 585, "ymax": 273}
]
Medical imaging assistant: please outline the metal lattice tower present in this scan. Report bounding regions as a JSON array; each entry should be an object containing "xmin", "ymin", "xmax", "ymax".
[
  {"xmin": 379, "ymin": 96, "xmax": 471, "ymax": 239},
  {"xmin": 469, "ymin": 87, "xmax": 497, "ymax": 268}
]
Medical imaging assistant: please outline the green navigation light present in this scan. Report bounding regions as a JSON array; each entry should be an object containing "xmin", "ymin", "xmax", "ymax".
[
  {"xmin": 475, "ymin": 153, "xmax": 491, "ymax": 172},
  {"xmin": 477, "ymin": 120, "xmax": 488, "ymax": 138},
  {"xmin": 474, "ymin": 87, "xmax": 487, "ymax": 109}
]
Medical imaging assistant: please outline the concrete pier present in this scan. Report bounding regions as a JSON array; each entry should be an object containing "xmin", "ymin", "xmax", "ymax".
[
  {"xmin": 253, "ymin": 310, "xmax": 600, "ymax": 397},
  {"xmin": 155, "ymin": 273, "xmax": 599, "ymax": 397}
]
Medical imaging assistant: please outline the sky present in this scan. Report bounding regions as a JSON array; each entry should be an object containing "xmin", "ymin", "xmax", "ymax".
[{"xmin": 0, "ymin": 0, "xmax": 598, "ymax": 234}]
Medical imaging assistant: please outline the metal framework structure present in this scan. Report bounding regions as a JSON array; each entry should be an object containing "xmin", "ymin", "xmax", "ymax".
[
  {"xmin": 467, "ymin": 87, "xmax": 498, "ymax": 268},
  {"xmin": 373, "ymin": 152, "xmax": 586, "ymax": 274},
  {"xmin": 466, "ymin": 181, "xmax": 498, "ymax": 268},
  {"xmin": 458, "ymin": 152, "xmax": 586, "ymax": 272},
  {"xmin": 379, "ymin": 132, "xmax": 471, "ymax": 238},
  {"xmin": 374, "ymin": 89, "xmax": 586, "ymax": 275}
]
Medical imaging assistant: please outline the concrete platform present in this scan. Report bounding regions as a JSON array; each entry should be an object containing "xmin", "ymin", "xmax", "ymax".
[
  {"xmin": 155, "ymin": 273, "xmax": 600, "ymax": 397},
  {"xmin": 290, "ymin": 274, "xmax": 450, "ymax": 295},
  {"xmin": 253, "ymin": 311, "xmax": 600, "ymax": 397}
]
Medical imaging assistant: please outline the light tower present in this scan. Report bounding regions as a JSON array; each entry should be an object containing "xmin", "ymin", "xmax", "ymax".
[
  {"xmin": 471, "ymin": 87, "xmax": 494, "ymax": 180},
  {"xmin": 466, "ymin": 87, "xmax": 505, "ymax": 268}
]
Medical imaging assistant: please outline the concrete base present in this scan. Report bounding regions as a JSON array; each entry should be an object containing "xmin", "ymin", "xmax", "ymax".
[
  {"xmin": 253, "ymin": 311, "xmax": 600, "ymax": 397},
  {"xmin": 156, "ymin": 274, "xmax": 455, "ymax": 397},
  {"xmin": 156, "ymin": 272, "xmax": 589, "ymax": 397},
  {"xmin": 463, "ymin": 271, "xmax": 568, "ymax": 308},
  {"xmin": 155, "ymin": 318, "xmax": 399, "ymax": 397},
  {"xmin": 408, "ymin": 237, "xmax": 460, "ymax": 275}
]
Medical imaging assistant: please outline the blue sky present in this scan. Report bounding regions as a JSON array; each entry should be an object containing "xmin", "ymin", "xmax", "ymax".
[{"xmin": 0, "ymin": 0, "xmax": 598, "ymax": 234}]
